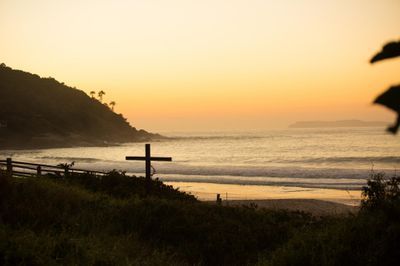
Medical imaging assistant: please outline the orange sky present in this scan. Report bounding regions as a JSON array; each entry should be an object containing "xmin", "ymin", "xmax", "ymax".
[{"xmin": 1, "ymin": 0, "xmax": 400, "ymax": 131}]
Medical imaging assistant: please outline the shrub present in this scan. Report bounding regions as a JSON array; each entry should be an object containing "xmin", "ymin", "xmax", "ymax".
[
  {"xmin": 259, "ymin": 172, "xmax": 400, "ymax": 266},
  {"xmin": 361, "ymin": 172, "xmax": 400, "ymax": 210},
  {"xmin": 0, "ymin": 172, "xmax": 315, "ymax": 265},
  {"xmin": 48, "ymin": 170, "xmax": 197, "ymax": 201}
]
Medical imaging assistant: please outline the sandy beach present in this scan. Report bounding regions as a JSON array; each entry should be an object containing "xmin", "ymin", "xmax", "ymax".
[
  {"xmin": 166, "ymin": 181, "xmax": 361, "ymax": 215},
  {"xmin": 166, "ymin": 181, "xmax": 361, "ymax": 203}
]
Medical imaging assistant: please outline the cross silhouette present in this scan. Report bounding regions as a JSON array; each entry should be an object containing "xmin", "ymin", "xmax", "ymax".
[{"xmin": 126, "ymin": 144, "xmax": 172, "ymax": 180}]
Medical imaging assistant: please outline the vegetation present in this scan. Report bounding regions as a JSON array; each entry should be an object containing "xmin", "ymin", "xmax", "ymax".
[
  {"xmin": 370, "ymin": 40, "xmax": 400, "ymax": 134},
  {"xmin": 0, "ymin": 170, "xmax": 399, "ymax": 265},
  {"xmin": 109, "ymin": 101, "xmax": 116, "ymax": 111},
  {"xmin": 258, "ymin": 172, "xmax": 400, "ymax": 266},
  {"xmin": 0, "ymin": 64, "xmax": 159, "ymax": 148},
  {"xmin": 97, "ymin": 90, "xmax": 106, "ymax": 103}
]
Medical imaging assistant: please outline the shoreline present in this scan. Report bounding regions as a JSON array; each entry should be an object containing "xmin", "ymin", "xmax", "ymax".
[{"xmin": 165, "ymin": 181, "xmax": 362, "ymax": 206}]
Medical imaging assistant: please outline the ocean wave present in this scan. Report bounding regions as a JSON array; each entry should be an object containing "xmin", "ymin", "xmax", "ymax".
[
  {"xmin": 75, "ymin": 160, "xmax": 384, "ymax": 181},
  {"xmin": 38, "ymin": 156, "xmax": 102, "ymax": 163},
  {"xmin": 280, "ymin": 156, "xmax": 400, "ymax": 164},
  {"xmin": 165, "ymin": 135, "xmax": 267, "ymax": 141},
  {"xmin": 162, "ymin": 133, "xmax": 306, "ymax": 142},
  {"xmin": 158, "ymin": 165, "xmax": 372, "ymax": 180},
  {"xmin": 23, "ymin": 154, "xmax": 398, "ymax": 185}
]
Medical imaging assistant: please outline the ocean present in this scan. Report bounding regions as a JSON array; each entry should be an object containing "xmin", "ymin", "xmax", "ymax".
[{"xmin": 2, "ymin": 128, "xmax": 399, "ymax": 204}]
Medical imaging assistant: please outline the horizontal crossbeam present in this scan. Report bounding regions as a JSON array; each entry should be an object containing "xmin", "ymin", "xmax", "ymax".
[{"xmin": 125, "ymin": 156, "xmax": 172, "ymax": 161}]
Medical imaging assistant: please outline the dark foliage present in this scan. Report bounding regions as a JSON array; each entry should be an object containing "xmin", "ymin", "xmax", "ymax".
[
  {"xmin": 370, "ymin": 40, "xmax": 400, "ymax": 63},
  {"xmin": 370, "ymin": 40, "xmax": 400, "ymax": 134},
  {"xmin": 361, "ymin": 172, "xmax": 400, "ymax": 210},
  {"xmin": 0, "ymin": 171, "xmax": 313, "ymax": 265},
  {"xmin": 53, "ymin": 170, "xmax": 197, "ymax": 201},
  {"xmin": 2, "ymin": 171, "xmax": 399, "ymax": 265},
  {"xmin": 261, "ymin": 172, "xmax": 400, "ymax": 266}
]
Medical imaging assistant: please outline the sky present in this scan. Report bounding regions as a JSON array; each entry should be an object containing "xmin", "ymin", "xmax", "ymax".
[{"xmin": 1, "ymin": 0, "xmax": 400, "ymax": 131}]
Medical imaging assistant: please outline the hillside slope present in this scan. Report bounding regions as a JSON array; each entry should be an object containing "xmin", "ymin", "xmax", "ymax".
[{"xmin": 0, "ymin": 64, "xmax": 158, "ymax": 148}]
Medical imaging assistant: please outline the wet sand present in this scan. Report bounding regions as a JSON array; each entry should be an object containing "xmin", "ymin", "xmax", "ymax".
[{"xmin": 166, "ymin": 181, "xmax": 361, "ymax": 215}]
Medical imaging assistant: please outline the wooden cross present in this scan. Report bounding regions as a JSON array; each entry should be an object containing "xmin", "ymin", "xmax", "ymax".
[{"xmin": 126, "ymin": 143, "xmax": 172, "ymax": 180}]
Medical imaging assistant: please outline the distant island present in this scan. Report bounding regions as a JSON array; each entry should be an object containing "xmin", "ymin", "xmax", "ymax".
[
  {"xmin": 0, "ymin": 64, "xmax": 161, "ymax": 149},
  {"xmin": 289, "ymin": 120, "xmax": 388, "ymax": 128}
]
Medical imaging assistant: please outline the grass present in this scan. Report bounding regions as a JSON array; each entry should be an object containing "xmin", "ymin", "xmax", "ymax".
[{"xmin": 1, "ymin": 170, "xmax": 399, "ymax": 265}]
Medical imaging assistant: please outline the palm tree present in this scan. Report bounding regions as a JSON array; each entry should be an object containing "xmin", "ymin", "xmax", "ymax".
[
  {"xmin": 98, "ymin": 90, "xmax": 105, "ymax": 103},
  {"xmin": 89, "ymin": 91, "xmax": 96, "ymax": 99},
  {"xmin": 109, "ymin": 101, "xmax": 116, "ymax": 111}
]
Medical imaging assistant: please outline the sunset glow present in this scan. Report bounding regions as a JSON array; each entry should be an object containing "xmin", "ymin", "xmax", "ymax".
[{"xmin": 1, "ymin": 0, "xmax": 399, "ymax": 130}]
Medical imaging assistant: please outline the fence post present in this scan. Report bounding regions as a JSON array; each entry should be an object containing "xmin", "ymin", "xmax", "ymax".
[
  {"xmin": 216, "ymin": 194, "xmax": 222, "ymax": 205},
  {"xmin": 37, "ymin": 165, "xmax": 42, "ymax": 176},
  {"xmin": 6, "ymin": 158, "xmax": 12, "ymax": 177}
]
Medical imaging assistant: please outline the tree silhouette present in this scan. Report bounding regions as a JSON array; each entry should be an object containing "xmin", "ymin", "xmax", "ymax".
[
  {"xmin": 371, "ymin": 40, "xmax": 400, "ymax": 134},
  {"xmin": 90, "ymin": 91, "xmax": 96, "ymax": 99},
  {"xmin": 98, "ymin": 90, "xmax": 105, "ymax": 103},
  {"xmin": 109, "ymin": 101, "xmax": 116, "ymax": 111}
]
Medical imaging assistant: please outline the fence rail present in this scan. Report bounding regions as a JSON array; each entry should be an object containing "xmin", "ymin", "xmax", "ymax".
[{"xmin": 0, "ymin": 158, "xmax": 107, "ymax": 178}]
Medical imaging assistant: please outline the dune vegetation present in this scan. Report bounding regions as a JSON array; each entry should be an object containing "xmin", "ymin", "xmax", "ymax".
[{"xmin": 0, "ymin": 169, "xmax": 399, "ymax": 265}]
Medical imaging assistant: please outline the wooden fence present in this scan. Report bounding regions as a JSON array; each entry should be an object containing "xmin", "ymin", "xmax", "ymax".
[{"xmin": 0, "ymin": 158, "xmax": 106, "ymax": 178}]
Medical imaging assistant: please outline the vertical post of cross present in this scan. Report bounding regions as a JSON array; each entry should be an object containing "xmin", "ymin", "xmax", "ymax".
[
  {"xmin": 126, "ymin": 144, "xmax": 172, "ymax": 196},
  {"xmin": 145, "ymin": 144, "xmax": 151, "ymax": 180},
  {"xmin": 145, "ymin": 144, "xmax": 151, "ymax": 194}
]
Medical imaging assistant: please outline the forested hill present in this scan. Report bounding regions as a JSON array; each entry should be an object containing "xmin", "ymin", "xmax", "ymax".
[{"xmin": 0, "ymin": 64, "xmax": 159, "ymax": 148}]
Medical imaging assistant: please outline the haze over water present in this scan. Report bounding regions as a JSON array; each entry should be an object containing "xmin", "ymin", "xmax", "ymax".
[{"xmin": 2, "ymin": 127, "xmax": 399, "ymax": 204}]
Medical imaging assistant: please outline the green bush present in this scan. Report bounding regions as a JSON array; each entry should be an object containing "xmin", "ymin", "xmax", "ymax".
[
  {"xmin": 361, "ymin": 172, "xmax": 400, "ymax": 210},
  {"xmin": 0, "ymin": 172, "xmax": 314, "ymax": 265},
  {"xmin": 259, "ymin": 172, "xmax": 400, "ymax": 266},
  {"xmin": 0, "ymin": 173, "xmax": 185, "ymax": 265},
  {"xmin": 48, "ymin": 170, "xmax": 197, "ymax": 201},
  {"xmin": 3, "ymin": 170, "xmax": 399, "ymax": 265}
]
